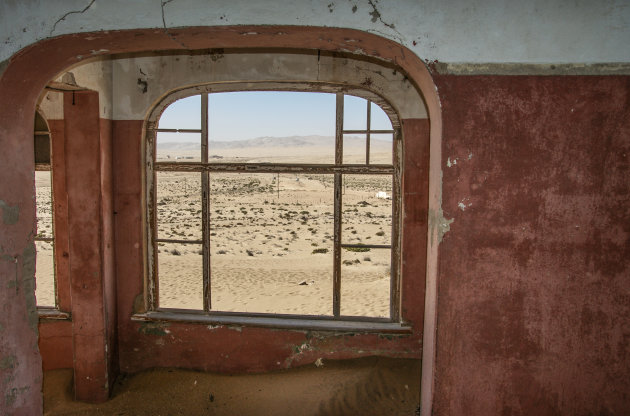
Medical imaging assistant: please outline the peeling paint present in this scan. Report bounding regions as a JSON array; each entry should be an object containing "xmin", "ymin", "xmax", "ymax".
[
  {"xmin": 429, "ymin": 172, "xmax": 453, "ymax": 243},
  {"xmin": 5, "ymin": 386, "xmax": 30, "ymax": 407},
  {"xmin": 446, "ymin": 157, "xmax": 457, "ymax": 167},
  {"xmin": 138, "ymin": 322, "xmax": 170, "ymax": 336},
  {"xmin": 0, "ymin": 200, "xmax": 19, "ymax": 225},
  {"xmin": 0, "ymin": 355, "xmax": 17, "ymax": 370},
  {"xmin": 20, "ymin": 243, "xmax": 39, "ymax": 334}
]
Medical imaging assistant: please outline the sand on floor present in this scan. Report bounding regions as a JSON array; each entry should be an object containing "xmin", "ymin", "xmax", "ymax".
[{"xmin": 43, "ymin": 357, "xmax": 421, "ymax": 416}]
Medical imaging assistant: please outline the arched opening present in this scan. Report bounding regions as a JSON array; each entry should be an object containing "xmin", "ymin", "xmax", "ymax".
[{"xmin": 0, "ymin": 27, "xmax": 442, "ymax": 414}]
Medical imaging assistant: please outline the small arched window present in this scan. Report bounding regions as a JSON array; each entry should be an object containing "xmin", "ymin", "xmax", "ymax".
[{"xmin": 146, "ymin": 88, "xmax": 402, "ymax": 325}]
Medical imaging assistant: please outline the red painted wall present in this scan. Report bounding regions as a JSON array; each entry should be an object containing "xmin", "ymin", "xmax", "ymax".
[{"xmin": 432, "ymin": 75, "xmax": 630, "ymax": 415}]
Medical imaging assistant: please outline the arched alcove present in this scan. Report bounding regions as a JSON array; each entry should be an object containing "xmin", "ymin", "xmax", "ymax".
[{"xmin": 0, "ymin": 27, "xmax": 442, "ymax": 414}]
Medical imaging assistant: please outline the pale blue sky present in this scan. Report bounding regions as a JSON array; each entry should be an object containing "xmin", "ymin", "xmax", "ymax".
[{"xmin": 158, "ymin": 91, "xmax": 392, "ymax": 142}]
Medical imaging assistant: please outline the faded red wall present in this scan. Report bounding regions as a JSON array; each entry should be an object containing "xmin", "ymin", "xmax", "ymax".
[{"xmin": 433, "ymin": 75, "xmax": 630, "ymax": 415}]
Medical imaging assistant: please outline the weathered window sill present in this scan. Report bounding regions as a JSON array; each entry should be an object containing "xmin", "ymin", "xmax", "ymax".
[
  {"xmin": 37, "ymin": 308, "xmax": 71, "ymax": 321},
  {"xmin": 132, "ymin": 310, "xmax": 413, "ymax": 334}
]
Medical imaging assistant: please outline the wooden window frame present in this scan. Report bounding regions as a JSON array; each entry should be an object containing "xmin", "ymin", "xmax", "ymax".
[
  {"xmin": 34, "ymin": 113, "xmax": 69, "ymax": 319},
  {"xmin": 143, "ymin": 84, "xmax": 405, "ymax": 330}
]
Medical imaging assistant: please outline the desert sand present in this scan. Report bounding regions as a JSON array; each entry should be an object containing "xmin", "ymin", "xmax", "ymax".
[{"xmin": 43, "ymin": 357, "xmax": 420, "ymax": 416}]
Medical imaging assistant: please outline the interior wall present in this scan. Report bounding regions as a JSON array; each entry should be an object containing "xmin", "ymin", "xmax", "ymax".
[{"xmin": 433, "ymin": 74, "xmax": 630, "ymax": 415}]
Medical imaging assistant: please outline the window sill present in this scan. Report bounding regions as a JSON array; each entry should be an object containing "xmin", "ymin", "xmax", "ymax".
[
  {"xmin": 37, "ymin": 308, "xmax": 71, "ymax": 321},
  {"xmin": 132, "ymin": 310, "xmax": 412, "ymax": 334}
]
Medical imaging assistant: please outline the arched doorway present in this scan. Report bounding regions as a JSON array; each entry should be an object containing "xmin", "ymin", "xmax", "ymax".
[{"xmin": 0, "ymin": 26, "xmax": 442, "ymax": 414}]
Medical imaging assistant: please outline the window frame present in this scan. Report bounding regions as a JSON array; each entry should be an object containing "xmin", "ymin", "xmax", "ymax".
[{"xmin": 143, "ymin": 83, "xmax": 405, "ymax": 329}]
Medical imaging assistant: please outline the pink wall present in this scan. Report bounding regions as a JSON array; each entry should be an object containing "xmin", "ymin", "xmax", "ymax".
[{"xmin": 433, "ymin": 75, "xmax": 630, "ymax": 415}]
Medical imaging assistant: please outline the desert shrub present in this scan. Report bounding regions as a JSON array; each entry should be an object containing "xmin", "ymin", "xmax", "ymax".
[
  {"xmin": 170, "ymin": 248, "xmax": 181, "ymax": 256},
  {"xmin": 312, "ymin": 248, "xmax": 329, "ymax": 254},
  {"xmin": 375, "ymin": 231, "xmax": 385, "ymax": 236}
]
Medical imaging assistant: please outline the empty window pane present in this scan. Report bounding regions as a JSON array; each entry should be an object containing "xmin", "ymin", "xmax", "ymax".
[
  {"xmin": 340, "ymin": 248, "xmax": 390, "ymax": 318},
  {"xmin": 343, "ymin": 134, "xmax": 367, "ymax": 164},
  {"xmin": 35, "ymin": 171, "xmax": 53, "ymax": 238},
  {"xmin": 370, "ymin": 102, "xmax": 393, "ymax": 130},
  {"xmin": 208, "ymin": 91, "xmax": 336, "ymax": 164},
  {"xmin": 342, "ymin": 175, "xmax": 393, "ymax": 246},
  {"xmin": 158, "ymin": 95, "xmax": 201, "ymax": 129},
  {"xmin": 35, "ymin": 240, "xmax": 55, "ymax": 307},
  {"xmin": 156, "ymin": 172, "xmax": 202, "ymax": 241},
  {"xmin": 156, "ymin": 132, "xmax": 201, "ymax": 162},
  {"xmin": 343, "ymin": 95, "xmax": 368, "ymax": 130},
  {"xmin": 210, "ymin": 173, "xmax": 334, "ymax": 315},
  {"xmin": 369, "ymin": 133, "xmax": 394, "ymax": 165},
  {"xmin": 157, "ymin": 242, "xmax": 203, "ymax": 310}
]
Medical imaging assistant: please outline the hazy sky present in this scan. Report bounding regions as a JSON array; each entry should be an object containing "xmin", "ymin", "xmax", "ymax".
[{"xmin": 158, "ymin": 91, "xmax": 393, "ymax": 142}]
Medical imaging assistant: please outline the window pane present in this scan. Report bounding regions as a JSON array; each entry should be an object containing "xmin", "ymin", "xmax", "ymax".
[
  {"xmin": 35, "ymin": 171, "xmax": 53, "ymax": 238},
  {"xmin": 156, "ymin": 172, "xmax": 202, "ymax": 241},
  {"xmin": 343, "ymin": 95, "xmax": 368, "ymax": 130},
  {"xmin": 343, "ymin": 134, "xmax": 366, "ymax": 164},
  {"xmin": 342, "ymin": 175, "xmax": 393, "ymax": 246},
  {"xmin": 156, "ymin": 132, "xmax": 201, "ymax": 162},
  {"xmin": 370, "ymin": 102, "xmax": 393, "ymax": 130},
  {"xmin": 157, "ymin": 95, "xmax": 200, "ymax": 129},
  {"xmin": 341, "ymin": 248, "xmax": 390, "ymax": 318},
  {"xmin": 208, "ymin": 91, "xmax": 336, "ymax": 164},
  {"xmin": 158, "ymin": 242, "xmax": 203, "ymax": 310},
  {"xmin": 35, "ymin": 240, "xmax": 55, "ymax": 307},
  {"xmin": 369, "ymin": 133, "xmax": 394, "ymax": 165},
  {"xmin": 210, "ymin": 173, "xmax": 334, "ymax": 315}
]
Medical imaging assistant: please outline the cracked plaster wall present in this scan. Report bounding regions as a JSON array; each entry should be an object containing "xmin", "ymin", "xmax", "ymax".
[{"xmin": 1, "ymin": 0, "xmax": 630, "ymax": 66}]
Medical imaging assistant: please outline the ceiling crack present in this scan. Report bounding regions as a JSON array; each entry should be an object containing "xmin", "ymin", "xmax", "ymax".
[
  {"xmin": 49, "ymin": 0, "xmax": 96, "ymax": 36},
  {"xmin": 161, "ymin": 0, "xmax": 188, "ymax": 49},
  {"xmin": 366, "ymin": 0, "xmax": 405, "ymax": 45}
]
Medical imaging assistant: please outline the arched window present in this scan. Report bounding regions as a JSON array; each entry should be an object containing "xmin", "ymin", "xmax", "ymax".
[{"xmin": 146, "ymin": 87, "xmax": 402, "ymax": 326}]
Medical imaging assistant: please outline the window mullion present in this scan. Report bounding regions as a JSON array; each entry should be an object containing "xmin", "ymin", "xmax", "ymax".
[
  {"xmin": 366, "ymin": 100, "xmax": 371, "ymax": 165},
  {"xmin": 333, "ymin": 93, "xmax": 344, "ymax": 318},
  {"xmin": 390, "ymin": 128, "xmax": 403, "ymax": 321},
  {"xmin": 201, "ymin": 93, "xmax": 211, "ymax": 312}
]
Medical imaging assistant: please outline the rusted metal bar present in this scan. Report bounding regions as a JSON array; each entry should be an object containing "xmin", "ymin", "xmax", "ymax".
[
  {"xmin": 201, "ymin": 93, "xmax": 211, "ymax": 311},
  {"xmin": 155, "ymin": 238, "xmax": 203, "ymax": 244},
  {"xmin": 33, "ymin": 237, "xmax": 54, "ymax": 242},
  {"xmin": 35, "ymin": 163, "xmax": 51, "ymax": 171},
  {"xmin": 341, "ymin": 244, "xmax": 391, "ymax": 249},
  {"xmin": 342, "ymin": 129, "xmax": 394, "ymax": 134},
  {"xmin": 390, "ymin": 128, "xmax": 403, "ymax": 321},
  {"xmin": 156, "ymin": 128, "xmax": 202, "ymax": 133},
  {"xmin": 154, "ymin": 162, "xmax": 394, "ymax": 174}
]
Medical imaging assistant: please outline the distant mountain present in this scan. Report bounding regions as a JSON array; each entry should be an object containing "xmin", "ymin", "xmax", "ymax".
[{"xmin": 157, "ymin": 135, "xmax": 391, "ymax": 150}]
